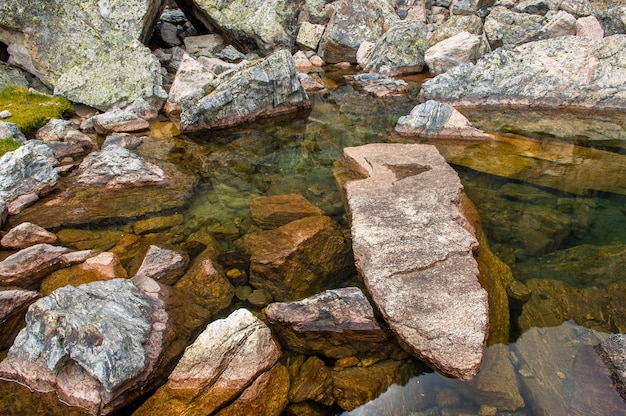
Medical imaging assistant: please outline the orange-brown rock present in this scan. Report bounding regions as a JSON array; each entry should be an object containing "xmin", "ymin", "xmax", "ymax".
[{"xmin": 249, "ymin": 194, "xmax": 323, "ymax": 229}]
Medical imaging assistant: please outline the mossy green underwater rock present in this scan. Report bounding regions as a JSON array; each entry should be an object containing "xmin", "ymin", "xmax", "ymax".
[{"xmin": 0, "ymin": 87, "xmax": 71, "ymax": 135}]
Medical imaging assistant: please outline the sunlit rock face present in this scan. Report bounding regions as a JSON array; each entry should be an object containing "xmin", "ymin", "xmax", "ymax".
[
  {"xmin": 180, "ymin": 50, "xmax": 311, "ymax": 132},
  {"xmin": 0, "ymin": 0, "xmax": 166, "ymax": 115},
  {"xmin": 340, "ymin": 143, "xmax": 489, "ymax": 380},
  {"xmin": 420, "ymin": 35, "xmax": 626, "ymax": 112}
]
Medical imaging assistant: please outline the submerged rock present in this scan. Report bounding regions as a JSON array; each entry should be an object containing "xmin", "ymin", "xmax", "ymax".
[
  {"xmin": 340, "ymin": 143, "xmax": 489, "ymax": 380},
  {"xmin": 394, "ymin": 100, "xmax": 494, "ymax": 139},
  {"xmin": 249, "ymin": 194, "xmax": 323, "ymax": 229},
  {"xmin": 180, "ymin": 50, "xmax": 311, "ymax": 132},
  {"xmin": 134, "ymin": 308, "xmax": 286, "ymax": 416},
  {"xmin": 237, "ymin": 215, "xmax": 352, "ymax": 302},
  {"xmin": 266, "ymin": 287, "xmax": 389, "ymax": 358},
  {"xmin": 420, "ymin": 35, "xmax": 626, "ymax": 111},
  {"xmin": 288, "ymin": 356, "xmax": 335, "ymax": 406}
]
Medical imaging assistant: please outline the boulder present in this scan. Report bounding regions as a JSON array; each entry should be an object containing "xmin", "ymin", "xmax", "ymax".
[
  {"xmin": 558, "ymin": 0, "xmax": 595, "ymax": 17},
  {"xmin": 249, "ymin": 194, "xmax": 323, "ymax": 229},
  {"xmin": 293, "ymin": 51, "xmax": 314, "ymax": 71},
  {"xmin": 0, "ymin": 243, "xmax": 72, "ymax": 289},
  {"xmin": 0, "ymin": 62, "xmax": 29, "ymax": 91},
  {"xmin": 360, "ymin": 19, "xmax": 429, "ymax": 76},
  {"xmin": 0, "ymin": 288, "xmax": 40, "ymax": 349},
  {"xmin": 317, "ymin": 0, "xmax": 398, "ymax": 64},
  {"xmin": 1, "ymin": 222, "xmax": 57, "ymax": 249},
  {"xmin": 237, "ymin": 215, "xmax": 352, "ymax": 302},
  {"xmin": 296, "ymin": 22, "xmax": 327, "ymax": 51},
  {"xmin": 394, "ymin": 100, "xmax": 494, "ymax": 139},
  {"xmin": 134, "ymin": 308, "xmax": 286, "ymax": 416},
  {"xmin": 483, "ymin": 7, "xmax": 548, "ymax": 48},
  {"xmin": 180, "ymin": 50, "xmax": 311, "ymax": 132},
  {"xmin": 135, "ymin": 245, "xmax": 189, "ymax": 285},
  {"xmin": 596, "ymin": 6, "xmax": 626, "ymax": 36},
  {"xmin": 576, "ymin": 15, "xmax": 605, "ymax": 38},
  {"xmin": 185, "ymin": 0, "xmax": 302, "ymax": 54},
  {"xmin": 420, "ymin": 35, "xmax": 626, "ymax": 111},
  {"xmin": 0, "ymin": 0, "xmax": 167, "ymax": 116},
  {"xmin": 90, "ymin": 109, "xmax": 150, "ymax": 134},
  {"xmin": 0, "ymin": 121, "xmax": 27, "ymax": 143},
  {"xmin": 543, "ymin": 10, "xmax": 577, "ymax": 37},
  {"xmin": 345, "ymin": 73, "xmax": 409, "ymax": 98},
  {"xmin": 0, "ymin": 141, "xmax": 58, "ymax": 207},
  {"xmin": 8, "ymin": 150, "xmax": 197, "ymax": 229},
  {"xmin": 428, "ymin": 14, "xmax": 484, "ymax": 46},
  {"xmin": 424, "ymin": 31, "xmax": 490, "ymax": 76},
  {"xmin": 340, "ymin": 144, "xmax": 489, "ymax": 380},
  {"xmin": 35, "ymin": 119, "xmax": 95, "ymax": 151},
  {"xmin": 164, "ymin": 53, "xmax": 216, "ymax": 116},
  {"xmin": 183, "ymin": 34, "xmax": 226, "ymax": 56},
  {"xmin": 265, "ymin": 287, "xmax": 389, "ymax": 358},
  {"xmin": 288, "ymin": 356, "xmax": 335, "ymax": 406},
  {"xmin": 0, "ymin": 276, "xmax": 199, "ymax": 415}
]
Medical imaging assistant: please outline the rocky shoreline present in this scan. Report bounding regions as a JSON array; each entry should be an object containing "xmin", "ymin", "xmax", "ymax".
[{"xmin": 0, "ymin": 0, "xmax": 625, "ymax": 415}]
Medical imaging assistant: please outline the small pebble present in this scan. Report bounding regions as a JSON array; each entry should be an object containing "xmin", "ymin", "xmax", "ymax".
[{"xmin": 0, "ymin": 110, "xmax": 12, "ymax": 119}]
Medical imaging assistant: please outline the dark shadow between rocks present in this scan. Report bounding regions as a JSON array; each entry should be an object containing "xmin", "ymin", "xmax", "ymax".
[{"xmin": 0, "ymin": 42, "xmax": 9, "ymax": 63}]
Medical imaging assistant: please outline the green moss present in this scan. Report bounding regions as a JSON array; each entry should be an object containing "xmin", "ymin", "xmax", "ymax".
[
  {"xmin": 0, "ymin": 137, "xmax": 21, "ymax": 157},
  {"xmin": 0, "ymin": 87, "xmax": 72, "ymax": 135}
]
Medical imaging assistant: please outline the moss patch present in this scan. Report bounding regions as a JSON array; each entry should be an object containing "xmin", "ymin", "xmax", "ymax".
[
  {"xmin": 0, "ymin": 87, "xmax": 72, "ymax": 135},
  {"xmin": 0, "ymin": 137, "xmax": 21, "ymax": 156}
]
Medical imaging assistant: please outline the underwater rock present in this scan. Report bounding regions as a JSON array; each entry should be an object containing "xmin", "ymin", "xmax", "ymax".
[
  {"xmin": 0, "ymin": 243, "xmax": 72, "ymax": 289},
  {"xmin": 249, "ymin": 194, "xmax": 323, "ymax": 229},
  {"xmin": 180, "ymin": 50, "xmax": 311, "ymax": 132},
  {"xmin": 394, "ymin": 100, "xmax": 494, "ymax": 139},
  {"xmin": 266, "ymin": 287, "xmax": 389, "ymax": 359},
  {"xmin": 420, "ymin": 35, "xmax": 626, "ymax": 111},
  {"xmin": 288, "ymin": 356, "xmax": 335, "ymax": 406},
  {"xmin": 135, "ymin": 245, "xmax": 189, "ymax": 286},
  {"xmin": 360, "ymin": 19, "xmax": 429, "ymax": 76},
  {"xmin": 0, "ymin": 276, "xmax": 195, "ymax": 415},
  {"xmin": 317, "ymin": 0, "xmax": 398, "ymax": 64},
  {"xmin": 0, "ymin": 0, "xmax": 167, "ymax": 116},
  {"xmin": 425, "ymin": 31, "xmax": 490, "ymax": 76},
  {"xmin": 340, "ymin": 143, "xmax": 489, "ymax": 380},
  {"xmin": 1, "ymin": 221, "xmax": 57, "ymax": 249},
  {"xmin": 0, "ymin": 288, "xmax": 40, "ymax": 349},
  {"xmin": 134, "ymin": 308, "xmax": 285, "ymax": 416},
  {"xmin": 133, "ymin": 214, "xmax": 184, "ymax": 235},
  {"xmin": 237, "ymin": 215, "xmax": 352, "ymax": 302}
]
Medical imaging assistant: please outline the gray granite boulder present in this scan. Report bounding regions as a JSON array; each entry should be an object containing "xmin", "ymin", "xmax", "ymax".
[
  {"xmin": 317, "ymin": 0, "xmax": 398, "ymax": 64},
  {"xmin": 266, "ymin": 287, "xmax": 389, "ymax": 358},
  {"xmin": 429, "ymin": 14, "xmax": 485, "ymax": 46},
  {"xmin": 420, "ymin": 35, "xmax": 626, "ymax": 111},
  {"xmin": 180, "ymin": 50, "xmax": 310, "ymax": 132},
  {"xmin": 484, "ymin": 7, "xmax": 549, "ymax": 48},
  {"xmin": 0, "ymin": 121, "xmax": 27, "ymax": 143},
  {"xmin": 164, "ymin": 52, "xmax": 216, "ymax": 116},
  {"xmin": 361, "ymin": 19, "xmax": 429, "ymax": 76},
  {"xmin": 340, "ymin": 143, "xmax": 489, "ymax": 380},
  {"xmin": 425, "ymin": 31, "xmax": 490, "ymax": 76},
  {"xmin": 0, "ymin": 0, "xmax": 167, "ymax": 116}
]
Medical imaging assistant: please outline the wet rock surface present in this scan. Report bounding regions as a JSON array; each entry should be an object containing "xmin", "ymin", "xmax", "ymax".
[
  {"xmin": 0, "ymin": 222, "xmax": 57, "ymax": 249},
  {"xmin": 266, "ymin": 287, "xmax": 389, "ymax": 358},
  {"xmin": 249, "ymin": 194, "xmax": 324, "ymax": 229},
  {"xmin": 135, "ymin": 245, "xmax": 189, "ymax": 285},
  {"xmin": 0, "ymin": 288, "xmax": 40, "ymax": 349},
  {"xmin": 0, "ymin": 243, "xmax": 72, "ymax": 289},
  {"xmin": 341, "ymin": 143, "xmax": 489, "ymax": 380}
]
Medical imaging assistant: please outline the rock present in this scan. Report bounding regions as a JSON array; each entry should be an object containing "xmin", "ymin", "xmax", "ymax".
[
  {"xmin": 543, "ymin": 10, "xmax": 577, "ymax": 37},
  {"xmin": 266, "ymin": 287, "xmax": 389, "ymax": 359},
  {"xmin": 428, "ymin": 14, "xmax": 484, "ymax": 46},
  {"xmin": 340, "ymin": 144, "xmax": 489, "ymax": 380},
  {"xmin": 133, "ymin": 214, "xmax": 184, "ymax": 235},
  {"xmin": 183, "ymin": 34, "xmax": 226, "ymax": 56},
  {"xmin": 8, "ymin": 143, "xmax": 198, "ymax": 229},
  {"xmin": 215, "ymin": 45, "xmax": 247, "ymax": 63},
  {"xmin": 425, "ymin": 31, "xmax": 490, "ymax": 76},
  {"xmin": 187, "ymin": 0, "xmax": 302, "ymax": 54},
  {"xmin": 0, "ymin": 62, "xmax": 29, "ymax": 91},
  {"xmin": 0, "ymin": 121, "xmax": 27, "ymax": 143},
  {"xmin": 0, "ymin": 276, "xmax": 196, "ymax": 415},
  {"xmin": 35, "ymin": 119, "xmax": 95, "ymax": 151},
  {"xmin": 345, "ymin": 73, "xmax": 409, "ymax": 98},
  {"xmin": 197, "ymin": 56, "xmax": 240, "ymax": 75},
  {"xmin": 394, "ymin": 100, "xmax": 494, "ymax": 139},
  {"xmin": 0, "ymin": 288, "xmax": 40, "ymax": 349},
  {"xmin": 249, "ymin": 194, "xmax": 323, "ymax": 229},
  {"xmin": 451, "ymin": 0, "xmax": 479, "ymax": 15},
  {"xmin": 237, "ymin": 215, "xmax": 352, "ymax": 302},
  {"xmin": 0, "ymin": 110, "xmax": 11, "ymax": 119},
  {"xmin": 514, "ymin": 0, "xmax": 551, "ymax": 15},
  {"xmin": 420, "ymin": 35, "xmax": 626, "ymax": 111},
  {"xmin": 483, "ymin": 7, "xmax": 548, "ymax": 49},
  {"xmin": 297, "ymin": 22, "xmax": 326, "ymax": 51},
  {"xmin": 576, "ymin": 15, "xmax": 605, "ymax": 38},
  {"xmin": 164, "ymin": 53, "xmax": 216, "ymax": 116},
  {"xmin": 173, "ymin": 248, "xmax": 235, "ymax": 319},
  {"xmin": 0, "ymin": 243, "xmax": 72, "ymax": 289},
  {"xmin": 317, "ymin": 0, "xmax": 398, "ymax": 64},
  {"xmin": 297, "ymin": 73, "xmax": 327, "ymax": 92},
  {"xmin": 360, "ymin": 20, "xmax": 429, "ymax": 76},
  {"xmin": 180, "ymin": 50, "xmax": 311, "ymax": 132},
  {"xmin": 596, "ymin": 6, "xmax": 626, "ymax": 36},
  {"xmin": 90, "ymin": 109, "xmax": 150, "ymax": 134},
  {"xmin": 101, "ymin": 134, "xmax": 144, "ymax": 150},
  {"xmin": 154, "ymin": 21, "xmax": 183, "ymax": 47},
  {"xmin": 135, "ymin": 245, "xmax": 189, "ymax": 285},
  {"xmin": 0, "ymin": 0, "xmax": 167, "ymax": 116},
  {"xmin": 558, "ymin": 0, "xmax": 595, "ymax": 17},
  {"xmin": 331, "ymin": 360, "xmax": 413, "ymax": 411},
  {"xmin": 1, "ymin": 222, "xmax": 57, "ymax": 249},
  {"xmin": 0, "ymin": 141, "xmax": 58, "ymax": 206},
  {"xmin": 595, "ymin": 334, "xmax": 626, "ymax": 401},
  {"xmin": 309, "ymin": 55, "xmax": 325, "ymax": 66},
  {"xmin": 134, "ymin": 308, "xmax": 284, "ymax": 416},
  {"xmin": 247, "ymin": 288, "xmax": 274, "ymax": 307},
  {"xmin": 288, "ymin": 356, "xmax": 334, "ymax": 405},
  {"xmin": 294, "ymin": 51, "xmax": 314, "ymax": 71}
]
